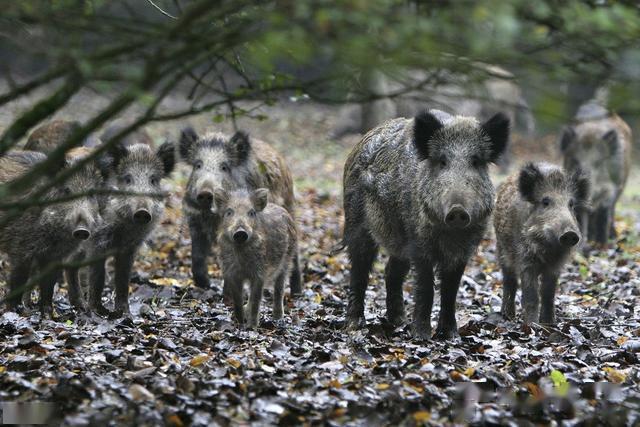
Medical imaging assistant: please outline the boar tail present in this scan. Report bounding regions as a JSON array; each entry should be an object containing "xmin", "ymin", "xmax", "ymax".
[{"xmin": 329, "ymin": 240, "xmax": 347, "ymax": 256}]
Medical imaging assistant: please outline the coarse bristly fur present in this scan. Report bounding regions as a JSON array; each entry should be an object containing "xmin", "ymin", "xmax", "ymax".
[
  {"xmin": 0, "ymin": 150, "xmax": 104, "ymax": 316},
  {"xmin": 81, "ymin": 141, "xmax": 175, "ymax": 317},
  {"xmin": 178, "ymin": 127, "xmax": 302, "ymax": 296},
  {"xmin": 343, "ymin": 109, "xmax": 509, "ymax": 340},
  {"xmin": 215, "ymin": 188, "xmax": 296, "ymax": 329},
  {"xmin": 494, "ymin": 162, "xmax": 589, "ymax": 324},
  {"xmin": 559, "ymin": 113, "xmax": 631, "ymax": 245},
  {"xmin": 24, "ymin": 120, "xmax": 82, "ymax": 154}
]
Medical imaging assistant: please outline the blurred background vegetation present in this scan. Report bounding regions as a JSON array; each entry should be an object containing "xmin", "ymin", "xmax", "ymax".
[{"xmin": 0, "ymin": 0, "xmax": 639, "ymax": 196}]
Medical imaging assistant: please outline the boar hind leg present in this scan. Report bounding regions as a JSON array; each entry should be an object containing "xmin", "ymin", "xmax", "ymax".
[
  {"xmin": 189, "ymin": 219, "xmax": 211, "ymax": 289},
  {"xmin": 345, "ymin": 231, "xmax": 378, "ymax": 330},
  {"xmin": 609, "ymin": 203, "xmax": 617, "ymax": 239},
  {"xmin": 7, "ymin": 261, "xmax": 30, "ymax": 311},
  {"xmin": 520, "ymin": 268, "xmax": 540, "ymax": 324},
  {"xmin": 500, "ymin": 267, "xmax": 518, "ymax": 320},
  {"xmin": 385, "ymin": 256, "xmax": 410, "ymax": 327},
  {"xmin": 288, "ymin": 253, "xmax": 303, "ymax": 296},
  {"xmin": 273, "ymin": 271, "xmax": 286, "ymax": 321},
  {"xmin": 113, "ymin": 251, "xmax": 135, "ymax": 316},
  {"xmin": 434, "ymin": 265, "xmax": 464, "ymax": 340},
  {"xmin": 539, "ymin": 272, "xmax": 558, "ymax": 325},
  {"xmin": 246, "ymin": 278, "xmax": 265, "ymax": 329},
  {"xmin": 412, "ymin": 260, "xmax": 435, "ymax": 340}
]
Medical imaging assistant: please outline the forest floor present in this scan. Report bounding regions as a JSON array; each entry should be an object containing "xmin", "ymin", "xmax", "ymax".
[{"xmin": 1, "ymin": 92, "xmax": 640, "ymax": 426}]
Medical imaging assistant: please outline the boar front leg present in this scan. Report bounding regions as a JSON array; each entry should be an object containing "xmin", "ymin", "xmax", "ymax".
[
  {"xmin": 89, "ymin": 260, "xmax": 110, "ymax": 317},
  {"xmin": 434, "ymin": 265, "xmax": 464, "ymax": 340},
  {"xmin": 113, "ymin": 250, "xmax": 135, "ymax": 316},
  {"xmin": 228, "ymin": 277, "xmax": 245, "ymax": 326},
  {"xmin": 246, "ymin": 278, "xmax": 265, "ymax": 329},
  {"xmin": 520, "ymin": 267, "xmax": 540, "ymax": 324},
  {"xmin": 539, "ymin": 271, "xmax": 558, "ymax": 325},
  {"xmin": 38, "ymin": 266, "xmax": 60, "ymax": 319},
  {"xmin": 189, "ymin": 218, "xmax": 211, "ymax": 289},
  {"xmin": 385, "ymin": 256, "xmax": 410, "ymax": 327},
  {"xmin": 412, "ymin": 259, "xmax": 435, "ymax": 340},
  {"xmin": 500, "ymin": 266, "xmax": 518, "ymax": 320},
  {"xmin": 288, "ymin": 252, "xmax": 302, "ymax": 296}
]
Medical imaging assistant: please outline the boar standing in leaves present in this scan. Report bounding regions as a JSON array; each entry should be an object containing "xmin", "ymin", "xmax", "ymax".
[
  {"xmin": 83, "ymin": 140, "xmax": 175, "ymax": 317},
  {"xmin": 179, "ymin": 128, "xmax": 302, "ymax": 295},
  {"xmin": 215, "ymin": 188, "xmax": 296, "ymax": 328},
  {"xmin": 343, "ymin": 109, "xmax": 509, "ymax": 339},
  {"xmin": 559, "ymin": 111, "xmax": 631, "ymax": 245},
  {"xmin": 494, "ymin": 162, "xmax": 589, "ymax": 324},
  {"xmin": 0, "ymin": 150, "xmax": 104, "ymax": 316}
]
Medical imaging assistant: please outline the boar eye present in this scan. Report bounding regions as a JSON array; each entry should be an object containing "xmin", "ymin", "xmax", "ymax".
[
  {"xmin": 569, "ymin": 199, "xmax": 575, "ymax": 208},
  {"xmin": 541, "ymin": 197, "xmax": 551, "ymax": 207},
  {"xmin": 249, "ymin": 209, "xmax": 256, "ymax": 218},
  {"xmin": 150, "ymin": 176, "xmax": 159, "ymax": 186},
  {"xmin": 63, "ymin": 187, "xmax": 72, "ymax": 196},
  {"xmin": 195, "ymin": 160, "xmax": 203, "ymax": 170},
  {"xmin": 438, "ymin": 156, "xmax": 447, "ymax": 167},
  {"xmin": 221, "ymin": 163, "xmax": 230, "ymax": 173},
  {"xmin": 122, "ymin": 175, "xmax": 133, "ymax": 185},
  {"xmin": 472, "ymin": 156, "xmax": 481, "ymax": 168},
  {"xmin": 225, "ymin": 209, "xmax": 233, "ymax": 217}
]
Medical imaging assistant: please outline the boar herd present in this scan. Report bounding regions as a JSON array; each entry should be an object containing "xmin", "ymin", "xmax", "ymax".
[{"xmin": 0, "ymin": 106, "xmax": 632, "ymax": 339}]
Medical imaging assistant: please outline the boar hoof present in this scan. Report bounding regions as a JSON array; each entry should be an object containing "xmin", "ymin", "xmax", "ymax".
[
  {"xmin": 194, "ymin": 277, "xmax": 210, "ymax": 289},
  {"xmin": 386, "ymin": 312, "xmax": 406, "ymax": 328},
  {"xmin": 92, "ymin": 303, "xmax": 113, "ymax": 318},
  {"xmin": 344, "ymin": 315, "xmax": 366, "ymax": 331},
  {"xmin": 433, "ymin": 327, "xmax": 459, "ymax": 340},
  {"xmin": 40, "ymin": 305, "xmax": 54, "ymax": 320},
  {"xmin": 412, "ymin": 324, "xmax": 432, "ymax": 341},
  {"xmin": 500, "ymin": 308, "xmax": 515, "ymax": 321}
]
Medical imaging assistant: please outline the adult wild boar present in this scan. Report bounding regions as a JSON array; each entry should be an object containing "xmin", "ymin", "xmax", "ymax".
[
  {"xmin": 494, "ymin": 162, "xmax": 589, "ymax": 324},
  {"xmin": 0, "ymin": 150, "xmax": 104, "ymax": 316},
  {"xmin": 343, "ymin": 109, "xmax": 509, "ymax": 339},
  {"xmin": 179, "ymin": 128, "xmax": 302, "ymax": 295},
  {"xmin": 560, "ymin": 111, "xmax": 631, "ymax": 244},
  {"xmin": 24, "ymin": 120, "xmax": 81, "ymax": 153},
  {"xmin": 86, "ymin": 141, "xmax": 175, "ymax": 317}
]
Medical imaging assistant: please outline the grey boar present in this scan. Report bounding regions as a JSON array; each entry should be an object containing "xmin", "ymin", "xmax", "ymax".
[
  {"xmin": 343, "ymin": 109, "xmax": 509, "ymax": 339},
  {"xmin": 214, "ymin": 188, "xmax": 296, "ymax": 328},
  {"xmin": 0, "ymin": 150, "xmax": 104, "ymax": 316},
  {"xmin": 24, "ymin": 120, "xmax": 82, "ymax": 153},
  {"xmin": 85, "ymin": 141, "xmax": 175, "ymax": 317},
  {"xmin": 179, "ymin": 128, "xmax": 302, "ymax": 295},
  {"xmin": 494, "ymin": 162, "xmax": 589, "ymax": 324},
  {"xmin": 560, "ymin": 112, "xmax": 631, "ymax": 245}
]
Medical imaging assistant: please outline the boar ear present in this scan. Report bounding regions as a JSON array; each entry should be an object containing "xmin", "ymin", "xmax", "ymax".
[
  {"xmin": 602, "ymin": 129, "xmax": 618, "ymax": 154},
  {"xmin": 251, "ymin": 188, "xmax": 269, "ymax": 212},
  {"xmin": 179, "ymin": 126, "xmax": 198, "ymax": 160},
  {"xmin": 229, "ymin": 131, "xmax": 251, "ymax": 165},
  {"xmin": 482, "ymin": 112, "xmax": 510, "ymax": 163},
  {"xmin": 157, "ymin": 141, "xmax": 176, "ymax": 176},
  {"xmin": 518, "ymin": 162, "xmax": 543, "ymax": 203},
  {"xmin": 571, "ymin": 166, "xmax": 591, "ymax": 208},
  {"xmin": 213, "ymin": 188, "xmax": 229, "ymax": 209},
  {"xmin": 107, "ymin": 142, "xmax": 128, "ymax": 170},
  {"xmin": 413, "ymin": 111, "xmax": 443, "ymax": 160},
  {"xmin": 559, "ymin": 126, "xmax": 576, "ymax": 152}
]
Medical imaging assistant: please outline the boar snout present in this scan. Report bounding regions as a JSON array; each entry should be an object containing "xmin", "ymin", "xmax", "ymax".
[
  {"xmin": 196, "ymin": 189, "xmax": 214, "ymax": 207},
  {"xmin": 232, "ymin": 228, "xmax": 249, "ymax": 244},
  {"xmin": 559, "ymin": 230, "xmax": 580, "ymax": 247},
  {"xmin": 445, "ymin": 204, "xmax": 471, "ymax": 229},
  {"xmin": 72, "ymin": 227, "xmax": 91, "ymax": 240},
  {"xmin": 133, "ymin": 208, "xmax": 152, "ymax": 224}
]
